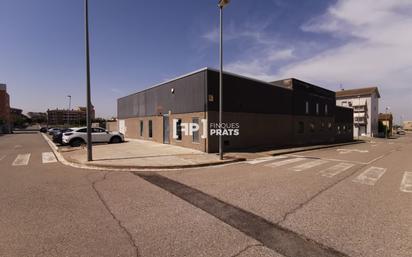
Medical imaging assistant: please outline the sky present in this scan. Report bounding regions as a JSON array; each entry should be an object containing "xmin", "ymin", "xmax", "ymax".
[{"xmin": 0, "ymin": 0, "xmax": 411, "ymax": 123}]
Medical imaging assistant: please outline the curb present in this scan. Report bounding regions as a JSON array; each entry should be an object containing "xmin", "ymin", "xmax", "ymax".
[
  {"xmin": 267, "ymin": 140, "xmax": 365, "ymax": 157},
  {"xmin": 40, "ymin": 133, "xmax": 245, "ymax": 171}
]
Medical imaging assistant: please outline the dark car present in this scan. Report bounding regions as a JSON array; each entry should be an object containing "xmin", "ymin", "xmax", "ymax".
[
  {"xmin": 48, "ymin": 128, "xmax": 60, "ymax": 135},
  {"xmin": 52, "ymin": 128, "xmax": 71, "ymax": 145},
  {"xmin": 40, "ymin": 127, "xmax": 48, "ymax": 133}
]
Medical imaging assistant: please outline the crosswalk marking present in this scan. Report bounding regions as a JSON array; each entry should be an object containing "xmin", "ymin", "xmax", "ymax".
[
  {"xmin": 319, "ymin": 163, "xmax": 355, "ymax": 177},
  {"xmin": 353, "ymin": 166, "xmax": 387, "ymax": 186},
  {"xmin": 42, "ymin": 152, "xmax": 57, "ymax": 163},
  {"xmin": 12, "ymin": 153, "xmax": 31, "ymax": 166},
  {"xmin": 265, "ymin": 157, "xmax": 306, "ymax": 168},
  {"xmin": 400, "ymin": 172, "xmax": 412, "ymax": 193},
  {"xmin": 246, "ymin": 155, "xmax": 287, "ymax": 164},
  {"xmin": 290, "ymin": 159, "xmax": 329, "ymax": 171}
]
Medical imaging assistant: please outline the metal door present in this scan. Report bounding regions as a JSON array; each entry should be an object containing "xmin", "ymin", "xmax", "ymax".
[{"xmin": 163, "ymin": 115, "xmax": 170, "ymax": 144}]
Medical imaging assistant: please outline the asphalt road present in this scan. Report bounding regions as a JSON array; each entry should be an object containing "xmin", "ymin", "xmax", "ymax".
[{"xmin": 0, "ymin": 132, "xmax": 411, "ymax": 257}]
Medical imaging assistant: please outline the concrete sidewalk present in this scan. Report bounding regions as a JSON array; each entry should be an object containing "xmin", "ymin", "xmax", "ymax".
[
  {"xmin": 61, "ymin": 138, "xmax": 244, "ymax": 170},
  {"xmin": 42, "ymin": 133, "xmax": 365, "ymax": 170}
]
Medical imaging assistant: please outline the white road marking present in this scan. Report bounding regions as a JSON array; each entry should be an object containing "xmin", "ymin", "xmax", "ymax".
[
  {"xmin": 290, "ymin": 159, "xmax": 329, "ymax": 171},
  {"xmin": 265, "ymin": 157, "xmax": 306, "ymax": 168},
  {"xmin": 246, "ymin": 155, "xmax": 287, "ymax": 164},
  {"xmin": 400, "ymin": 172, "xmax": 412, "ymax": 193},
  {"xmin": 353, "ymin": 167, "xmax": 387, "ymax": 186},
  {"xmin": 319, "ymin": 163, "xmax": 355, "ymax": 177},
  {"xmin": 0, "ymin": 155, "xmax": 5, "ymax": 161},
  {"xmin": 42, "ymin": 152, "xmax": 57, "ymax": 163},
  {"xmin": 13, "ymin": 145, "xmax": 22, "ymax": 149},
  {"xmin": 337, "ymin": 149, "xmax": 369, "ymax": 154},
  {"xmin": 12, "ymin": 153, "xmax": 31, "ymax": 166},
  {"xmin": 371, "ymin": 144, "xmax": 378, "ymax": 147}
]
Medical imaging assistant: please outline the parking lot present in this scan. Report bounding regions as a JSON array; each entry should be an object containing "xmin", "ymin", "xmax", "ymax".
[{"xmin": 0, "ymin": 132, "xmax": 411, "ymax": 257}]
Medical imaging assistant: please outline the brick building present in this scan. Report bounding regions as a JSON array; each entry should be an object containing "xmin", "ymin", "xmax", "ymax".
[
  {"xmin": 47, "ymin": 106, "xmax": 95, "ymax": 126},
  {"xmin": 0, "ymin": 84, "xmax": 11, "ymax": 133}
]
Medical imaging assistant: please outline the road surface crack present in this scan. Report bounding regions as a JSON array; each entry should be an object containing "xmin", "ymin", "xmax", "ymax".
[
  {"xmin": 90, "ymin": 171, "xmax": 140, "ymax": 257},
  {"xmin": 230, "ymin": 243, "xmax": 264, "ymax": 257}
]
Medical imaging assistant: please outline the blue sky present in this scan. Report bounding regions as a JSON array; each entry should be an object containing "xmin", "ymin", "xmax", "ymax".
[{"xmin": 1, "ymin": 0, "xmax": 411, "ymax": 122}]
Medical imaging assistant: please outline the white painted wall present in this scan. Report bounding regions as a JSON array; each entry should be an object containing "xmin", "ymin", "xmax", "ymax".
[{"xmin": 336, "ymin": 93, "xmax": 379, "ymax": 137}]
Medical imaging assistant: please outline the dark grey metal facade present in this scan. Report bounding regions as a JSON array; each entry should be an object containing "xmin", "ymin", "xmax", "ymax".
[
  {"xmin": 118, "ymin": 70, "xmax": 207, "ymax": 119},
  {"xmin": 207, "ymin": 70, "xmax": 293, "ymax": 115}
]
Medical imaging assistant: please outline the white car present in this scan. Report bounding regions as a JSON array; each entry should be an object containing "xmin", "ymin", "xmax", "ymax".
[{"xmin": 62, "ymin": 127, "xmax": 124, "ymax": 147}]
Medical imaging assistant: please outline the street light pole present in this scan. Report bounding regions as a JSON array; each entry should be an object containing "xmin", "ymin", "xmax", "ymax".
[
  {"xmin": 85, "ymin": 0, "xmax": 93, "ymax": 161},
  {"xmin": 67, "ymin": 95, "xmax": 71, "ymax": 126},
  {"xmin": 357, "ymin": 95, "xmax": 360, "ymax": 140},
  {"xmin": 218, "ymin": 0, "xmax": 229, "ymax": 160}
]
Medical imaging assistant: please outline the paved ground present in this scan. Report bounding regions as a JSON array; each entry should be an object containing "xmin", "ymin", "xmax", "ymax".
[
  {"xmin": 59, "ymin": 137, "xmax": 241, "ymax": 168},
  {"xmin": 0, "ymin": 132, "xmax": 281, "ymax": 257},
  {"xmin": 1, "ymin": 132, "xmax": 411, "ymax": 256}
]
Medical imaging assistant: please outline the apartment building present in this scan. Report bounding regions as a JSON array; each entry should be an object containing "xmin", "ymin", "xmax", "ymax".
[
  {"xmin": 0, "ymin": 84, "xmax": 11, "ymax": 133},
  {"xmin": 404, "ymin": 121, "xmax": 412, "ymax": 131},
  {"xmin": 336, "ymin": 87, "xmax": 380, "ymax": 137},
  {"xmin": 117, "ymin": 68, "xmax": 353, "ymax": 153},
  {"xmin": 47, "ymin": 106, "xmax": 95, "ymax": 126}
]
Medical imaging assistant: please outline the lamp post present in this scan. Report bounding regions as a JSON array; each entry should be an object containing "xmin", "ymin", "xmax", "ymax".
[
  {"xmin": 67, "ymin": 95, "xmax": 71, "ymax": 126},
  {"xmin": 218, "ymin": 0, "xmax": 230, "ymax": 160},
  {"xmin": 357, "ymin": 95, "xmax": 360, "ymax": 140},
  {"xmin": 85, "ymin": 0, "xmax": 93, "ymax": 161}
]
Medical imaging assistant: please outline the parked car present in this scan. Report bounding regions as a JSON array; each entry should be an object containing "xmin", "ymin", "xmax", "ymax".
[
  {"xmin": 62, "ymin": 127, "xmax": 124, "ymax": 147},
  {"xmin": 40, "ymin": 127, "xmax": 48, "ymax": 133},
  {"xmin": 52, "ymin": 128, "xmax": 72, "ymax": 145},
  {"xmin": 48, "ymin": 128, "xmax": 60, "ymax": 135},
  {"xmin": 397, "ymin": 129, "xmax": 406, "ymax": 135}
]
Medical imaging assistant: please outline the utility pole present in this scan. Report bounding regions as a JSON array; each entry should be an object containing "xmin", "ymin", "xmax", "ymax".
[{"xmin": 85, "ymin": 0, "xmax": 93, "ymax": 161}]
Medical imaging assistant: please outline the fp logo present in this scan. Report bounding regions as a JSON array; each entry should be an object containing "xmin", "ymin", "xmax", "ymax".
[{"xmin": 172, "ymin": 119, "xmax": 208, "ymax": 139}]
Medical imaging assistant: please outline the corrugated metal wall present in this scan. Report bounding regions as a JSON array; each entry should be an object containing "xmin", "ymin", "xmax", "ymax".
[{"xmin": 118, "ymin": 70, "xmax": 207, "ymax": 119}]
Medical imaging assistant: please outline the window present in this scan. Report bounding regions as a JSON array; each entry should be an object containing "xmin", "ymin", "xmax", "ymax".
[
  {"xmin": 92, "ymin": 128, "xmax": 105, "ymax": 133},
  {"xmin": 148, "ymin": 120, "xmax": 153, "ymax": 138},
  {"xmin": 298, "ymin": 122, "xmax": 304, "ymax": 134},
  {"xmin": 337, "ymin": 125, "xmax": 341, "ymax": 134},
  {"xmin": 316, "ymin": 103, "xmax": 319, "ymax": 115},
  {"xmin": 325, "ymin": 104, "xmax": 328, "ymax": 115},
  {"xmin": 305, "ymin": 101, "xmax": 309, "ymax": 114},
  {"xmin": 328, "ymin": 122, "xmax": 332, "ymax": 130},
  {"xmin": 310, "ymin": 123, "xmax": 315, "ymax": 133},
  {"xmin": 348, "ymin": 101, "xmax": 352, "ymax": 107},
  {"xmin": 140, "ymin": 120, "xmax": 143, "ymax": 137},
  {"xmin": 77, "ymin": 128, "xmax": 87, "ymax": 133},
  {"xmin": 321, "ymin": 122, "xmax": 325, "ymax": 130},
  {"xmin": 176, "ymin": 119, "xmax": 182, "ymax": 141},
  {"xmin": 192, "ymin": 118, "xmax": 199, "ymax": 143}
]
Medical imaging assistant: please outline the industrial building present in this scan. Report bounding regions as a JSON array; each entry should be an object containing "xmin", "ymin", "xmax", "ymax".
[
  {"xmin": 336, "ymin": 87, "xmax": 380, "ymax": 137},
  {"xmin": 117, "ymin": 68, "xmax": 353, "ymax": 153}
]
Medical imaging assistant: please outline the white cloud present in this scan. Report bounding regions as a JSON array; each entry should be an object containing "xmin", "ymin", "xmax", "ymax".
[
  {"xmin": 277, "ymin": 0, "xmax": 412, "ymax": 119},
  {"xmin": 219, "ymin": 0, "xmax": 412, "ymax": 120}
]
